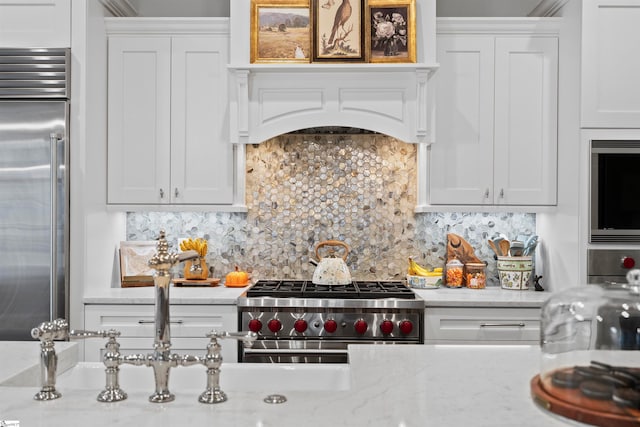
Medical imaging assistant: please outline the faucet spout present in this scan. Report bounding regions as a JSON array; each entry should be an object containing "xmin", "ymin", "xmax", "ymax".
[{"xmin": 144, "ymin": 230, "xmax": 198, "ymax": 403}]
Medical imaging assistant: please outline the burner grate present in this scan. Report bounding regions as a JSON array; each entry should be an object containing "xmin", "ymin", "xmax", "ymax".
[{"xmin": 246, "ymin": 280, "xmax": 415, "ymax": 299}]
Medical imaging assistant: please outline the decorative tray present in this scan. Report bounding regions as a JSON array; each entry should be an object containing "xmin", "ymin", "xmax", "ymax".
[{"xmin": 173, "ymin": 278, "xmax": 220, "ymax": 287}]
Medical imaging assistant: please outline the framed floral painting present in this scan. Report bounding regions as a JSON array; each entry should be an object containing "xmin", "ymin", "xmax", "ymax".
[
  {"xmin": 251, "ymin": 0, "xmax": 311, "ymax": 63},
  {"xmin": 311, "ymin": 0, "xmax": 366, "ymax": 62},
  {"xmin": 366, "ymin": 0, "xmax": 416, "ymax": 63}
]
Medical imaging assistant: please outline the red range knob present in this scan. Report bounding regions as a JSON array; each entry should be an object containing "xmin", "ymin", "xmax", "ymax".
[
  {"xmin": 354, "ymin": 319, "xmax": 368, "ymax": 335},
  {"xmin": 267, "ymin": 318, "xmax": 282, "ymax": 333},
  {"xmin": 324, "ymin": 319, "xmax": 338, "ymax": 333},
  {"xmin": 248, "ymin": 319, "xmax": 262, "ymax": 333},
  {"xmin": 294, "ymin": 319, "xmax": 308, "ymax": 333},
  {"xmin": 380, "ymin": 319, "xmax": 394, "ymax": 335},
  {"xmin": 623, "ymin": 257, "xmax": 636, "ymax": 269},
  {"xmin": 399, "ymin": 320, "xmax": 414, "ymax": 335}
]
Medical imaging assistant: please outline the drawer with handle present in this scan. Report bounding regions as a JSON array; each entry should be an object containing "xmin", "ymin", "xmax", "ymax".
[
  {"xmin": 84, "ymin": 304, "xmax": 237, "ymax": 362},
  {"xmin": 425, "ymin": 307, "xmax": 540, "ymax": 344}
]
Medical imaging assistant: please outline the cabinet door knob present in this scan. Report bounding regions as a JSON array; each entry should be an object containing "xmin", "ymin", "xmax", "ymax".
[
  {"xmin": 174, "ymin": 188, "xmax": 179, "ymax": 198},
  {"xmin": 499, "ymin": 188, "xmax": 504, "ymax": 198},
  {"xmin": 484, "ymin": 189, "xmax": 490, "ymax": 198},
  {"xmin": 159, "ymin": 188, "xmax": 165, "ymax": 198}
]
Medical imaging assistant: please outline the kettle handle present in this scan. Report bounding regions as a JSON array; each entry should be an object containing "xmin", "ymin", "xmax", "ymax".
[{"xmin": 315, "ymin": 240, "xmax": 349, "ymax": 262}]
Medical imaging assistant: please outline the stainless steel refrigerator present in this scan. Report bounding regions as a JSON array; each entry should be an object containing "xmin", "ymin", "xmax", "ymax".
[{"xmin": 0, "ymin": 48, "xmax": 70, "ymax": 340}]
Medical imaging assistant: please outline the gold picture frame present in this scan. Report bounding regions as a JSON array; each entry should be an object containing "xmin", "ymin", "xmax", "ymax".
[
  {"xmin": 251, "ymin": 0, "xmax": 311, "ymax": 63},
  {"xmin": 366, "ymin": 0, "xmax": 416, "ymax": 63},
  {"xmin": 311, "ymin": 0, "xmax": 366, "ymax": 62}
]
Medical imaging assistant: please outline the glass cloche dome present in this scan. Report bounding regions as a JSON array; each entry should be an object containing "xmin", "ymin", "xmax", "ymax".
[{"xmin": 532, "ymin": 269, "xmax": 640, "ymax": 427}]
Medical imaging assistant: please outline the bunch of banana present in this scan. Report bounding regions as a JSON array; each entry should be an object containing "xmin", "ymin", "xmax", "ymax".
[
  {"xmin": 180, "ymin": 238, "xmax": 208, "ymax": 258},
  {"xmin": 408, "ymin": 257, "xmax": 443, "ymax": 277}
]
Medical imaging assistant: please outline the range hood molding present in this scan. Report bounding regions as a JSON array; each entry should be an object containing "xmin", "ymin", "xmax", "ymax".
[
  {"xmin": 228, "ymin": 0, "xmax": 438, "ymax": 145},
  {"xmin": 229, "ymin": 65, "xmax": 437, "ymax": 145}
]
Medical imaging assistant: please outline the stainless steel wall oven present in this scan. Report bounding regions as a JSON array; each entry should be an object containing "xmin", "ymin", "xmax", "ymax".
[{"xmin": 591, "ymin": 140, "xmax": 640, "ymax": 243}]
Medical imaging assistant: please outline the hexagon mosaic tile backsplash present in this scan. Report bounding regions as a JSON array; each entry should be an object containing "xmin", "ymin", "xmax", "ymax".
[{"xmin": 126, "ymin": 134, "xmax": 535, "ymax": 286}]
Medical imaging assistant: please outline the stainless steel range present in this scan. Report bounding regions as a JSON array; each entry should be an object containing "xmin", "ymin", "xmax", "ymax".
[{"xmin": 237, "ymin": 280, "xmax": 424, "ymax": 363}]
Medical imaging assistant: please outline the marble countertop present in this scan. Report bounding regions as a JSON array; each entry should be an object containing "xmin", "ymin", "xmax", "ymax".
[
  {"xmin": 84, "ymin": 284, "xmax": 548, "ymax": 308},
  {"xmin": 414, "ymin": 286, "xmax": 549, "ymax": 307},
  {"xmin": 0, "ymin": 343, "xmax": 579, "ymax": 427},
  {"xmin": 0, "ymin": 342, "xmax": 78, "ymax": 387},
  {"xmin": 83, "ymin": 285, "xmax": 248, "ymax": 304}
]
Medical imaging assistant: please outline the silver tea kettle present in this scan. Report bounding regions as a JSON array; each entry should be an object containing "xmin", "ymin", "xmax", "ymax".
[{"xmin": 312, "ymin": 240, "xmax": 352, "ymax": 285}]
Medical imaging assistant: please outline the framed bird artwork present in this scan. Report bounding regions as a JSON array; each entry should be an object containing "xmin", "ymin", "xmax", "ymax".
[
  {"xmin": 311, "ymin": 0, "xmax": 366, "ymax": 62},
  {"xmin": 366, "ymin": 0, "xmax": 416, "ymax": 63},
  {"xmin": 250, "ymin": 0, "xmax": 312, "ymax": 63}
]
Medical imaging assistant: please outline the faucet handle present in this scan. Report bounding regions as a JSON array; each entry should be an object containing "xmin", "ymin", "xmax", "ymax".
[
  {"xmin": 206, "ymin": 330, "xmax": 257, "ymax": 348},
  {"xmin": 31, "ymin": 318, "xmax": 69, "ymax": 342},
  {"xmin": 69, "ymin": 329, "xmax": 120, "ymax": 340}
]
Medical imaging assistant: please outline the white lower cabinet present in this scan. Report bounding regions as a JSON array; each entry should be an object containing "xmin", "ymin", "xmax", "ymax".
[
  {"xmin": 425, "ymin": 307, "xmax": 541, "ymax": 344},
  {"xmin": 84, "ymin": 304, "xmax": 238, "ymax": 362}
]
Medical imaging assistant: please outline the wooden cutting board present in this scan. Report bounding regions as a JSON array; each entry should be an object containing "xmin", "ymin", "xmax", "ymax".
[
  {"xmin": 173, "ymin": 278, "xmax": 220, "ymax": 287},
  {"xmin": 531, "ymin": 374, "xmax": 640, "ymax": 427}
]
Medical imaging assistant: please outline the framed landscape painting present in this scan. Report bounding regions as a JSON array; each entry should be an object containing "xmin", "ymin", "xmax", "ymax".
[
  {"xmin": 367, "ymin": 0, "xmax": 416, "ymax": 63},
  {"xmin": 251, "ymin": 0, "xmax": 311, "ymax": 63},
  {"xmin": 311, "ymin": 0, "xmax": 366, "ymax": 62}
]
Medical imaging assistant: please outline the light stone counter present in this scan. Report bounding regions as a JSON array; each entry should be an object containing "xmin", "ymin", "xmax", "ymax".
[
  {"xmin": 414, "ymin": 286, "xmax": 549, "ymax": 307},
  {"xmin": 84, "ymin": 284, "xmax": 549, "ymax": 307},
  {"xmin": 0, "ymin": 344, "xmax": 581, "ymax": 427},
  {"xmin": 83, "ymin": 285, "xmax": 248, "ymax": 304},
  {"xmin": 0, "ymin": 342, "xmax": 78, "ymax": 387}
]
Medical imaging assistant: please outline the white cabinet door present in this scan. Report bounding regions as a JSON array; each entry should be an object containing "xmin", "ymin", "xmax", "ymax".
[
  {"xmin": 494, "ymin": 37, "xmax": 558, "ymax": 206},
  {"xmin": 0, "ymin": 0, "xmax": 71, "ymax": 47},
  {"xmin": 107, "ymin": 32, "xmax": 233, "ymax": 206},
  {"xmin": 430, "ymin": 31, "xmax": 558, "ymax": 207},
  {"xmin": 582, "ymin": 0, "xmax": 640, "ymax": 128},
  {"xmin": 107, "ymin": 37, "xmax": 172, "ymax": 204},
  {"xmin": 170, "ymin": 36, "xmax": 233, "ymax": 205},
  {"xmin": 429, "ymin": 36, "xmax": 495, "ymax": 205}
]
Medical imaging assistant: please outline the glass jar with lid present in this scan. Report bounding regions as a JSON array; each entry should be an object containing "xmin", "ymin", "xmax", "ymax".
[
  {"xmin": 445, "ymin": 258, "xmax": 464, "ymax": 288},
  {"xmin": 464, "ymin": 262, "xmax": 486, "ymax": 289},
  {"xmin": 532, "ymin": 269, "xmax": 640, "ymax": 426}
]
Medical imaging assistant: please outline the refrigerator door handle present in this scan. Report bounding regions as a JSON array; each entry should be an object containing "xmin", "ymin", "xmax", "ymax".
[{"xmin": 50, "ymin": 133, "xmax": 62, "ymax": 321}]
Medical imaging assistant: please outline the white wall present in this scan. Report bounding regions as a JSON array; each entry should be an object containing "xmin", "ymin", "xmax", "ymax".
[
  {"xmin": 132, "ymin": 0, "xmax": 229, "ymax": 17},
  {"xmin": 436, "ymin": 0, "xmax": 542, "ymax": 16},
  {"xmin": 70, "ymin": 0, "xmax": 126, "ymax": 331},
  {"xmin": 536, "ymin": 0, "xmax": 582, "ymax": 290}
]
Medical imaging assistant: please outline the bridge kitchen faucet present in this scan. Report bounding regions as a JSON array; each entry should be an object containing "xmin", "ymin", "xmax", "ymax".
[{"xmin": 31, "ymin": 230, "xmax": 257, "ymax": 404}]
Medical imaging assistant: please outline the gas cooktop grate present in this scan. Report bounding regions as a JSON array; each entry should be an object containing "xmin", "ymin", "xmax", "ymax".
[{"xmin": 246, "ymin": 280, "xmax": 416, "ymax": 299}]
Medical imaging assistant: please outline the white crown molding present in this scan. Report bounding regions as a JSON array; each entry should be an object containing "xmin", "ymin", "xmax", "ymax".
[
  {"xmin": 528, "ymin": 0, "xmax": 570, "ymax": 17},
  {"xmin": 99, "ymin": 0, "xmax": 138, "ymax": 17},
  {"xmin": 104, "ymin": 17, "xmax": 230, "ymax": 35}
]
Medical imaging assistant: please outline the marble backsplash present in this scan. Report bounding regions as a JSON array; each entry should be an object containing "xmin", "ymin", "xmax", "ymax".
[{"xmin": 126, "ymin": 134, "xmax": 535, "ymax": 286}]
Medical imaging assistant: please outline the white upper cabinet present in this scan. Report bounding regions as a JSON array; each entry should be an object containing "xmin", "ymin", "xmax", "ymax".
[
  {"xmin": 0, "ymin": 0, "xmax": 71, "ymax": 47},
  {"xmin": 582, "ymin": 0, "xmax": 640, "ymax": 128},
  {"xmin": 106, "ymin": 19, "xmax": 235, "ymax": 207},
  {"xmin": 429, "ymin": 19, "xmax": 559, "ymax": 208}
]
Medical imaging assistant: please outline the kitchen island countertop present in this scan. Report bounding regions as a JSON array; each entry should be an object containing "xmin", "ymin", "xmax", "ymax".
[{"xmin": 0, "ymin": 343, "xmax": 582, "ymax": 427}]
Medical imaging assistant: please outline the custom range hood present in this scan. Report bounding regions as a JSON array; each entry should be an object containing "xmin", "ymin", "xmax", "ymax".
[{"xmin": 228, "ymin": 0, "xmax": 438, "ymax": 145}]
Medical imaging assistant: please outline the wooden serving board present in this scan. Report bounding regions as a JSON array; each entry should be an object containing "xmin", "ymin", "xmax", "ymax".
[
  {"xmin": 173, "ymin": 278, "xmax": 220, "ymax": 287},
  {"xmin": 531, "ymin": 374, "xmax": 640, "ymax": 427}
]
